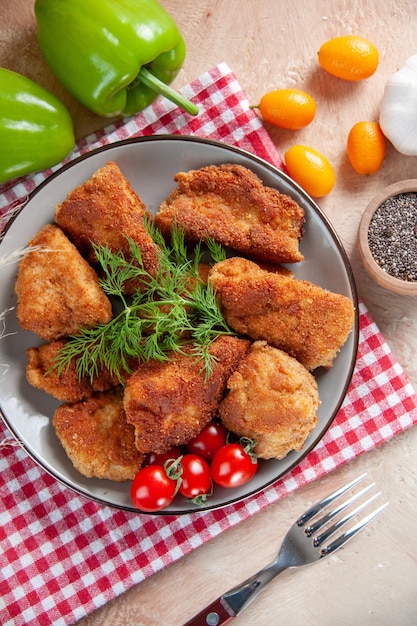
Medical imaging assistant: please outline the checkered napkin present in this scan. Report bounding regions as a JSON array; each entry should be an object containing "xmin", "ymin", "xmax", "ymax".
[{"xmin": 1, "ymin": 63, "xmax": 417, "ymax": 626}]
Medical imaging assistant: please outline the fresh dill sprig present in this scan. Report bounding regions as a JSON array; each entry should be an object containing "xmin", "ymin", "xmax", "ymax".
[
  {"xmin": 205, "ymin": 236, "xmax": 228, "ymax": 264},
  {"xmin": 54, "ymin": 225, "xmax": 234, "ymax": 383}
]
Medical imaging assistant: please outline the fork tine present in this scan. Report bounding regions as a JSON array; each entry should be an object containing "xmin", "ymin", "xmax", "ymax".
[
  {"xmin": 320, "ymin": 501, "xmax": 390, "ymax": 556},
  {"xmin": 305, "ymin": 483, "xmax": 376, "ymax": 536},
  {"xmin": 313, "ymin": 490, "xmax": 382, "ymax": 546},
  {"xmin": 296, "ymin": 472, "xmax": 368, "ymax": 527}
]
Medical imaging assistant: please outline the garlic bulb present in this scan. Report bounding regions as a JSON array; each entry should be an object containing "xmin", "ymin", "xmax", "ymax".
[{"xmin": 379, "ymin": 54, "xmax": 417, "ymax": 156}]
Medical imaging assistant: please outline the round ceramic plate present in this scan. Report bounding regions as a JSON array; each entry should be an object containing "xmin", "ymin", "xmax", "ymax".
[{"xmin": 0, "ymin": 136, "xmax": 359, "ymax": 514}]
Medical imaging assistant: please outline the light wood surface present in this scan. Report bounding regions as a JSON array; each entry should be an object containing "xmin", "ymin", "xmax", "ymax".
[{"xmin": 2, "ymin": 1, "xmax": 417, "ymax": 624}]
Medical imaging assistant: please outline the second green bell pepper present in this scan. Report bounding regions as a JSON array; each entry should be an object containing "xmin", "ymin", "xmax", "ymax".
[
  {"xmin": 0, "ymin": 68, "xmax": 75, "ymax": 184},
  {"xmin": 35, "ymin": 0, "xmax": 198, "ymax": 118}
]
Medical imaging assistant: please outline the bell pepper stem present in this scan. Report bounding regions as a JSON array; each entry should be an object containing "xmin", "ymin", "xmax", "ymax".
[{"xmin": 138, "ymin": 67, "xmax": 198, "ymax": 116}]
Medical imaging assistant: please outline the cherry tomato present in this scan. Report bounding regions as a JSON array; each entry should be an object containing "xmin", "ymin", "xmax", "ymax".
[
  {"xmin": 211, "ymin": 443, "xmax": 258, "ymax": 488},
  {"xmin": 178, "ymin": 454, "xmax": 212, "ymax": 500},
  {"xmin": 144, "ymin": 446, "xmax": 182, "ymax": 467},
  {"xmin": 186, "ymin": 420, "xmax": 228, "ymax": 461},
  {"xmin": 130, "ymin": 465, "xmax": 177, "ymax": 512}
]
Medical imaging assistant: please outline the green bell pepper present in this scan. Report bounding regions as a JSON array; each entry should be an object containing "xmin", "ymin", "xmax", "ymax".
[
  {"xmin": 0, "ymin": 68, "xmax": 75, "ymax": 184},
  {"xmin": 34, "ymin": 0, "xmax": 198, "ymax": 118}
]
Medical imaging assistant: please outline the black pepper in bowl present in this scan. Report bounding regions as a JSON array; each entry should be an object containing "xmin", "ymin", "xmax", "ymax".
[
  {"xmin": 368, "ymin": 192, "xmax": 417, "ymax": 282},
  {"xmin": 357, "ymin": 180, "xmax": 417, "ymax": 296}
]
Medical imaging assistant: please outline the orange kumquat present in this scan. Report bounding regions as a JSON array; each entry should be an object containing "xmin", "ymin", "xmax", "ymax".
[
  {"xmin": 347, "ymin": 121, "xmax": 386, "ymax": 175},
  {"xmin": 318, "ymin": 35, "xmax": 379, "ymax": 81},
  {"xmin": 253, "ymin": 89, "xmax": 316, "ymax": 130},
  {"xmin": 285, "ymin": 145, "xmax": 336, "ymax": 197}
]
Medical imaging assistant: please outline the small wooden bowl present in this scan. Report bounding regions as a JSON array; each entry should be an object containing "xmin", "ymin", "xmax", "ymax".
[{"xmin": 357, "ymin": 179, "xmax": 417, "ymax": 296}]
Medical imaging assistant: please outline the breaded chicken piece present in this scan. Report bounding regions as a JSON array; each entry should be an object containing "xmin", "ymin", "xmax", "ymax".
[
  {"xmin": 15, "ymin": 224, "xmax": 112, "ymax": 341},
  {"xmin": 124, "ymin": 336, "xmax": 251, "ymax": 454},
  {"xmin": 209, "ymin": 257, "xmax": 355, "ymax": 371},
  {"xmin": 53, "ymin": 388, "xmax": 144, "ymax": 481},
  {"xmin": 155, "ymin": 163, "xmax": 305, "ymax": 264},
  {"xmin": 219, "ymin": 341, "xmax": 320, "ymax": 459},
  {"xmin": 256, "ymin": 262, "xmax": 294, "ymax": 278},
  {"xmin": 54, "ymin": 161, "xmax": 159, "ymax": 293},
  {"xmin": 26, "ymin": 340, "xmax": 120, "ymax": 403}
]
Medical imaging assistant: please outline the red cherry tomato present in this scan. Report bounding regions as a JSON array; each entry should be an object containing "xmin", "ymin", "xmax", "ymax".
[
  {"xmin": 211, "ymin": 443, "xmax": 258, "ymax": 488},
  {"xmin": 144, "ymin": 446, "xmax": 182, "ymax": 467},
  {"xmin": 178, "ymin": 454, "xmax": 212, "ymax": 500},
  {"xmin": 130, "ymin": 465, "xmax": 177, "ymax": 512},
  {"xmin": 186, "ymin": 420, "xmax": 228, "ymax": 461}
]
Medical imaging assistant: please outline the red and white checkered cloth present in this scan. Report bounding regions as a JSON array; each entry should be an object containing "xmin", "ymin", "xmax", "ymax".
[{"xmin": 1, "ymin": 63, "xmax": 417, "ymax": 626}]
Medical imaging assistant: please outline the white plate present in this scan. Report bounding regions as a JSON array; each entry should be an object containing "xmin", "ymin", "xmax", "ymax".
[{"xmin": 0, "ymin": 136, "xmax": 359, "ymax": 514}]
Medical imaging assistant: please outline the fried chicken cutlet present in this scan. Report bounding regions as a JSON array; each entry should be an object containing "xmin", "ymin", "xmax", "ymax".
[
  {"xmin": 155, "ymin": 163, "xmax": 305, "ymax": 264},
  {"xmin": 53, "ymin": 388, "xmax": 144, "ymax": 481},
  {"xmin": 209, "ymin": 257, "xmax": 355, "ymax": 371},
  {"xmin": 26, "ymin": 340, "xmax": 120, "ymax": 403},
  {"xmin": 15, "ymin": 224, "xmax": 112, "ymax": 341},
  {"xmin": 124, "ymin": 335, "xmax": 251, "ymax": 454},
  {"xmin": 219, "ymin": 341, "xmax": 320, "ymax": 459},
  {"xmin": 54, "ymin": 161, "xmax": 159, "ymax": 293}
]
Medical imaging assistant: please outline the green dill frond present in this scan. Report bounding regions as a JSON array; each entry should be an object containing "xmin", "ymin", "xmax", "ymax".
[
  {"xmin": 188, "ymin": 282, "xmax": 232, "ymax": 331},
  {"xmin": 94, "ymin": 241, "xmax": 144, "ymax": 298},
  {"xmin": 187, "ymin": 341, "xmax": 219, "ymax": 381},
  {"xmin": 169, "ymin": 223, "xmax": 189, "ymax": 266},
  {"xmin": 54, "ymin": 225, "xmax": 234, "ymax": 383},
  {"xmin": 205, "ymin": 236, "xmax": 227, "ymax": 263},
  {"xmin": 52, "ymin": 325, "xmax": 106, "ymax": 381}
]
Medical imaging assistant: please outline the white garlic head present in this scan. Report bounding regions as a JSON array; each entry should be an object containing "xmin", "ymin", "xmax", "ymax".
[{"xmin": 379, "ymin": 54, "xmax": 417, "ymax": 156}]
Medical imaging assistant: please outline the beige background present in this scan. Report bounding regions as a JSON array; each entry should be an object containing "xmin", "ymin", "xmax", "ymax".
[{"xmin": 1, "ymin": 1, "xmax": 417, "ymax": 624}]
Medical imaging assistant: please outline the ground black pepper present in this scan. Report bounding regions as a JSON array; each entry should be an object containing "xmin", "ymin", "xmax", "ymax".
[{"xmin": 368, "ymin": 192, "xmax": 417, "ymax": 282}]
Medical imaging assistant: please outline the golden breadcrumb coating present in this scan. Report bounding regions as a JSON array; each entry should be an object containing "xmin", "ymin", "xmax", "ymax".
[
  {"xmin": 124, "ymin": 335, "xmax": 251, "ymax": 454},
  {"xmin": 15, "ymin": 224, "xmax": 112, "ymax": 341},
  {"xmin": 26, "ymin": 340, "xmax": 120, "ymax": 403},
  {"xmin": 53, "ymin": 388, "xmax": 144, "ymax": 481},
  {"xmin": 155, "ymin": 163, "xmax": 305, "ymax": 263},
  {"xmin": 219, "ymin": 341, "xmax": 320, "ymax": 459},
  {"xmin": 54, "ymin": 161, "xmax": 159, "ymax": 293},
  {"xmin": 209, "ymin": 257, "xmax": 355, "ymax": 370}
]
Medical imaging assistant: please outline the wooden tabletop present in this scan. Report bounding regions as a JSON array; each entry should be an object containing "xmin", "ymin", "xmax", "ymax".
[{"xmin": 2, "ymin": 1, "xmax": 417, "ymax": 624}]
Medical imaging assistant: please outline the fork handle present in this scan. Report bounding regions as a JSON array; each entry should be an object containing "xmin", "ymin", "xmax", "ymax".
[
  {"xmin": 183, "ymin": 561, "xmax": 285, "ymax": 625},
  {"xmin": 182, "ymin": 596, "xmax": 236, "ymax": 625}
]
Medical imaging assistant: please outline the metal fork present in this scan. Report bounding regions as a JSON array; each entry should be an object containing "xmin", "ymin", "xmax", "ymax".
[{"xmin": 183, "ymin": 473, "xmax": 389, "ymax": 626}]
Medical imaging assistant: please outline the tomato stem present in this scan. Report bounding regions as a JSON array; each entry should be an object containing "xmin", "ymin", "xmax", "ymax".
[
  {"xmin": 164, "ymin": 456, "xmax": 183, "ymax": 495},
  {"xmin": 191, "ymin": 493, "xmax": 208, "ymax": 506},
  {"xmin": 240, "ymin": 436, "xmax": 258, "ymax": 464}
]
